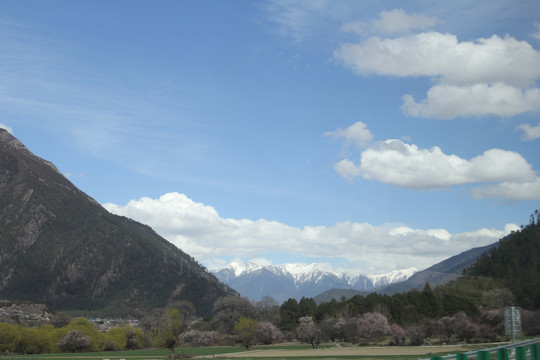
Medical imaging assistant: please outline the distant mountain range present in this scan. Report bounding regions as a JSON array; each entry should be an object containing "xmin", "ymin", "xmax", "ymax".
[
  {"xmin": 215, "ymin": 240, "xmax": 499, "ymax": 304},
  {"xmin": 313, "ymin": 242, "xmax": 498, "ymax": 303},
  {"xmin": 213, "ymin": 262, "xmax": 417, "ymax": 303}
]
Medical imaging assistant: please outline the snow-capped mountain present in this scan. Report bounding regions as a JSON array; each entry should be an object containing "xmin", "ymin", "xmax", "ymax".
[{"xmin": 213, "ymin": 262, "xmax": 417, "ymax": 303}]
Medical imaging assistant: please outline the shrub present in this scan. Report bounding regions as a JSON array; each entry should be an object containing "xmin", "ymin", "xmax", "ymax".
[{"xmin": 58, "ymin": 330, "xmax": 92, "ymax": 353}]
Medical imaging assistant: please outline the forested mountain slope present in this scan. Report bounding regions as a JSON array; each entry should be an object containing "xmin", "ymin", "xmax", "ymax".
[
  {"xmin": 463, "ymin": 213, "xmax": 540, "ymax": 309},
  {"xmin": 0, "ymin": 129, "xmax": 235, "ymax": 316}
]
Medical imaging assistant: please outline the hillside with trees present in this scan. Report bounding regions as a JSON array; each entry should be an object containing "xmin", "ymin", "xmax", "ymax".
[
  {"xmin": 0, "ymin": 129, "xmax": 235, "ymax": 317},
  {"xmin": 463, "ymin": 211, "xmax": 540, "ymax": 310}
]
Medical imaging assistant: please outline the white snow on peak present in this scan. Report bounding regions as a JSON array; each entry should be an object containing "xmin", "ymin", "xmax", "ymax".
[
  {"xmin": 283, "ymin": 263, "xmax": 336, "ymax": 276},
  {"xmin": 221, "ymin": 261, "xmax": 417, "ymax": 287},
  {"xmin": 226, "ymin": 261, "xmax": 262, "ymax": 277},
  {"xmin": 368, "ymin": 267, "xmax": 418, "ymax": 287}
]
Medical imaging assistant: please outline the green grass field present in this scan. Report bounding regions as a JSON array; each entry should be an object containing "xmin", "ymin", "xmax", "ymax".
[{"xmin": 0, "ymin": 342, "xmax": 486, "ymax": 360}]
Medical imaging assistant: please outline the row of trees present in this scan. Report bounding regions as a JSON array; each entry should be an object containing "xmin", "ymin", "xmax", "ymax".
[
  {"xmin": 2, "ymin": 294, "xmax": 540, "ymax": 355},
  {"xmin": 0, "ymin": 317, "xmax": 142, "ymax": 354}
]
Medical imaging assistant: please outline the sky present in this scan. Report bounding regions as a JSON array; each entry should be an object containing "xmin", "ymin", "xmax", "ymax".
[{"xmin": 1, "ymin": 0, "xmax": 539, "ymax": 275}]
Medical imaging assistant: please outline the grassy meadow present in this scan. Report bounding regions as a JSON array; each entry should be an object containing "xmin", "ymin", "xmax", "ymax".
[{"xmin": 0, "ymin": 342, "xmax": 487, "ymax": 360}]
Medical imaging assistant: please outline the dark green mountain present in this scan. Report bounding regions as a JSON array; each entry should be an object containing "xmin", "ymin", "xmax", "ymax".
[
  {"xmin": 463, "ymin": 215, "xmax": 540, "ymax": 309},
  {"xmin": 0, "ymin": 129, "xmax": 236, "ymax": 316}
]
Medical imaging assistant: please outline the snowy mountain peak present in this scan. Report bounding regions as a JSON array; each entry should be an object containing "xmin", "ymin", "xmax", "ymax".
[
  {"xmin": 368, "ymin": 267, "xmax": 418, "ymax": 288},
  {"xmin": 225, "ymin": 261, "xmax": 263, "ymax": 277},
  {"xmin": 214, "ymin": 262, "xmax": 417, "ymax": 302}
]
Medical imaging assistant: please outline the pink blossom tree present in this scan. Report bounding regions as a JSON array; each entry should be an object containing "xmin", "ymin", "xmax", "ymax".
[
  {"xmin": 256, "ymin": 322, "xmax": 283, "ymax": 345},
  {"xmin": 389, "ymin": 323, "xmax": 406, "ymax": 345},
  {"xmin": 358, "ymin": 312, "xmax": 390, "ymax": 344},
  {"xmin": 296, "ymin": 316, "xmax": 320, "ymax": 349}
]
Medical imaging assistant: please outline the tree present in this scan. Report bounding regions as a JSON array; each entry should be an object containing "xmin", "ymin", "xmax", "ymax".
[
  {"xmin": 296, "ymin": 316, "xmax": 320, "ymax": 349},
  {"xmin": 320, "ymin": 317, "xmax": 340, "ymax": 342},
  {"xmin": 453, "ymin": 312, "xmax": 478, "ymax": 343},
  {"xmin": 234, "ymin": 317, "xmax": 257, "ymax": 349},
  {"xmin": 212, "ymin": 296, "xmax": 254, "ymax": 334},
  {"xmin": 58, "ymin": 330, "xmax": 92, "ymax": 353},
  {"xmin": 421, "ymin": 282, "xmax": 439, "ymax": 318},
  {"xmin": 256, "ymin": 322, "xmax": 283, "ymax": 345},
  {"xmin": 299, "ymin": 297, "xmax": 317, "ymax": 317},
  {"xmin": 358, "ymin": 312, "xmax": 390, "ymax": 344},
  {"xmin": 389, "ymin": 323, "xmax": 406, "ymax": 345},
  {"xmin": 65, "ymin": 317, "xmax": 102, "ymax": 351},
  {"xmin": 481, "ymin": 288, "xmax": 515, "ymax": 309},
  {"xmin": 161, "ymin": 308, "xmax": 183, "ymax": 359},
  {"xmin": 279, "ymin": 298, "xmax": 301, "ymax": 332},
  {"xmin": 254, "ymin": 296, "xmax": 280, "ymax": 325}
]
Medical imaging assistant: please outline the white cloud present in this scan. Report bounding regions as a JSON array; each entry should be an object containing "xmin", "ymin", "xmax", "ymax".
[
  {"xmin": 324, "ymin": 121, "xmax": 373, "ymax": 147},
  {"xmin": 335, "ymin": 31, "xmax": 540, "ymax": 119},
  {"xmin": 402, "ymin": 83, "xmax": 540, "ymax": 119},
  {"xmin": 334, "ymin": 158, "xmax": 362, "ymax": 180},
  {"xmin": 336, "ymin": 33, "xmax": 540, "ymax": 86},
  {"xmin": 472, "ymin": 178, "xmax": 540, "ymax": 201},
  {"xmin": 103, "ymin": 192, "xmax": 515, "ymax": 274},
  {"xmin": 0, "ymin": 123, "xmax": 13, "ymax": 134},
  {"xmin": 516, "ymin": 122, "xmax": 540, "ymax": 141},
  {"xmin": 341, "ymin": 9, "xmax": 438, "ymax": 35},
  {"xmin": 337, "ymin": 139, "xmax": 536, "ymax": 190}
]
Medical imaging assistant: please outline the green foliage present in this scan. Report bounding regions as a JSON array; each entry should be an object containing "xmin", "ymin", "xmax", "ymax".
[
  {"xmin": 103, "ymin": 327, "xmax": 142, "ymax": 351},
  {"xmin": 463, "ymin": 214, "xmax": 540, "ymax": 310},
  {"xmin": 279, "ymin": 298, "xmax": 300, "ymax": 332},
  {"xmin": 0, "ymin": 318, "xmax": 146, "ymax": 355},
  {"xmin": 234, "ymin": 317, "xmax": 257, "ymax": 349},
  {"xmin": 64, "ymin": 317, "xmax": 103, "ymax": 352}
]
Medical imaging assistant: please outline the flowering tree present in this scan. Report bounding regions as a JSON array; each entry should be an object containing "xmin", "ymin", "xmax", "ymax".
[
  {"xmin": 180, "ymin": 330, "xmax": 219, "ymax": 346},
  {"xmin": 57, "ymin": 330, "xmax": 92, "ymax": 353},
  {"xmin": 389, "ymin": 323, "xmax": 406, "ymax": 345},
  {"xmin": 453, "ymin": 312, "xmax": 478, "ymax": 343},
  {"xmin": 296, "ymin": 316, "xmax": 320, "ymax": 349},
  {"xmin": 256, "ymin": 322, "xmax": 283, "ymax": 345},
  {"xmin": 358, "ymin": 312, "xmax": 390, "ymax": 343}
]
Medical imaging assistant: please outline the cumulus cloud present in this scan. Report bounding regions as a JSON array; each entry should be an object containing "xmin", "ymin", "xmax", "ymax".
[
  {"xmin": 335, "ymin": 29, "xmax": 540, "ymax": 119},
  {"xmin": 324, "ymin": 121, "xmax": 373, "ymax": 147},
  {"xmin": 402, "ymin": 84, "xmax": 540, "ymax": 119},
  {"xmin": 332, "ymin": 139, "xmax": 537, "ymax": 190},
  {"xmin": 516, "ymin": 122, "xmax": 540, "ymax": 141},
  {"xmin": 0, "ymin": 123, "xmax": 13, "ymax": 134},
  {"xmin": 103, "ymin": 192, "xmax": 516, "ymax": 274}
]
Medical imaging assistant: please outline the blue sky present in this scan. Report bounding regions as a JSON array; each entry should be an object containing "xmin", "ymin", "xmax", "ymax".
[{"xmin": 1, "ymin": 0, "xmax": 539, "ymax": 274}]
